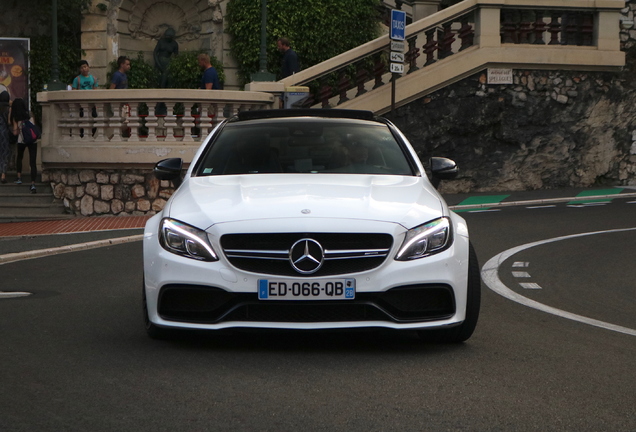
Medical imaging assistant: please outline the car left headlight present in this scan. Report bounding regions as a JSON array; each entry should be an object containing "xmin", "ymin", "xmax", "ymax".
[
  {"xmin": 395, "ymin": 217, "xmax": 452, "ymax": 261},
  {"xmin": 159, "ymin": 218, "xmax": 218, "ymax": 261}
]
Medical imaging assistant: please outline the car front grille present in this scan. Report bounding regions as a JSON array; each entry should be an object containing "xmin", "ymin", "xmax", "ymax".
[
  {"xmin": 220, "ymin": 233, "xmax": 393, "ymax": 276},
  {"xmin": 158, "ymin": 284, "xmax": 455, "ymax": 324}
]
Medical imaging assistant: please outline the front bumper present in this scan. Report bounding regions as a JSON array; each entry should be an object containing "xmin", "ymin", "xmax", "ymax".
[{"xmin": 143, "ymin": 214, "xmax": 470, "ymax": 331}]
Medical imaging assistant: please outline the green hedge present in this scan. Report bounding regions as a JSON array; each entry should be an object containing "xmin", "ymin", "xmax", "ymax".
[{"xmin": 226, "ymin": 0, "xmax": 381, "ymax": 86}]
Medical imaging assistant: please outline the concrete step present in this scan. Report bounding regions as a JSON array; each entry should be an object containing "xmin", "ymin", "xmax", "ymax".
[
  {"xmin": 0, "ymin": 182, "xmax": 53, "ymax": 195},
  {"xmin": 0, "ymin": 201, "xmax": 67, "ymax": 216}
]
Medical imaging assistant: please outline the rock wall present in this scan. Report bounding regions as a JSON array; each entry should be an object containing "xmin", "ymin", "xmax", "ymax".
[
  {"xmin": 43, "ymin": 169, "xmax": 175, "ymax": 217},
  {"xmin": 386, "ymin": 63, "xmax": 636, "ymax": 193}
]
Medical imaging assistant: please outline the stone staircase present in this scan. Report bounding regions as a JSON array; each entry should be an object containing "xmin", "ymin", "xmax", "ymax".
[{"xmin": 0, "ymin": 172, "xmax": 70, "ymax": 223}]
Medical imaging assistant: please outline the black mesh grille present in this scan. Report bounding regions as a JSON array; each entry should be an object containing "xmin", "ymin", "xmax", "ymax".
[
  {"xmin": 220, "ymin": 233, "xmax": 393, "ymax": 276},
  {"xmin": 158, "ymin": 284, "xmax": 455, "ymax": 324}
]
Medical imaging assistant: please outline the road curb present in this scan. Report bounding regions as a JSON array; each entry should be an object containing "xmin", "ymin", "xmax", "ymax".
[
  {"xmin": 0, "ymin": 234, "xmax": 144, "ymax": 265},
  {"xmin": 448, "ymin": 192, "xmax": 636, "ymax": 211}
]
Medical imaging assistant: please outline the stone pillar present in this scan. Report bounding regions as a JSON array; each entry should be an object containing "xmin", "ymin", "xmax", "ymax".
[
  {"xmin": 81, "ymin": 0, "xmax": 110, "ymax": 87},
  {"xmin": 412, "ymin": 0, "xmax": 442, "ymax": 21},
  {"xmin": 475, "ymin": 6, "xmax": 501, "ymax": 48}
]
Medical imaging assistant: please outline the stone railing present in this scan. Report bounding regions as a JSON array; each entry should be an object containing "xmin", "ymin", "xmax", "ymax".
[
  {"xmin": 281, "ymin": 0, "xmax": 625, "ymax": 114},
  {"xmin": 37, "ymin": 89, "xmax": 275, "ymax": 167}
]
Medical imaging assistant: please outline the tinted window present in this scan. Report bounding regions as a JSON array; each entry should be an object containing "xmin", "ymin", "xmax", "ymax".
[{"xmin": 195, "ymin": 118, "xmax": 414, "ymax": 176}]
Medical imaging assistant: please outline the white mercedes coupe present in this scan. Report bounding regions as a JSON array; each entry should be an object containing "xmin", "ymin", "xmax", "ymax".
[{"xmin": 143, "ymin": 109, "xmax": 480, "ymax": 342}]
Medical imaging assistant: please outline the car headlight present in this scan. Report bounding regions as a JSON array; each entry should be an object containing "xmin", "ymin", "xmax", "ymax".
[
  {"xmin": 159, "ymin": 218, "xmax": 218, "ymax": 261},
  {"xmin": 395, "ymin": 217, "xmax": 452, "ymax": 261}
]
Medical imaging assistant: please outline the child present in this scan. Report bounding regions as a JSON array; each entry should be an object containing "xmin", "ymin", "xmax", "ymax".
[{"xmin": 72, "ymin": 60, "xmax": 99, "ymax": 90}]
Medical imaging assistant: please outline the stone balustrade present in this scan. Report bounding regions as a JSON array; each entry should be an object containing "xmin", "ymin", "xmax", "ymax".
[{"xmin": 37, "ymin": 89, "xmax": 275, "ymax": 166}]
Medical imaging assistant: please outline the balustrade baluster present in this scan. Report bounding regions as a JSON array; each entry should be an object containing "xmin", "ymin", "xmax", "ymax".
[
  {"xmin": 337, "ymin": 71, "xmax": 351, "ymax": 105},
  {"xmin": 372, "ymin": 55, "xmax": 386, "ymax": 89},
  {"xmin": 548, "ymin": 11, "xmax": 561, "ymax": 45},
  {"xmin": 564, "ymin": 12, "xmax": 578, "ymax": 46},
  {"xmin": 458, "ymin": 17, "xmax": 474, "ymax": 51},
  {"xmin": 319, "ymin": 80, "xmax": 333, "ymax": 108},
  {"xmin": 110, "ymin": 104, "xmax": 123, "ymax": 142},
  {"xmin": 501, "ymin": 10, "xmax": 517, "ymax": 44},
  {"xmin": 519, "ymin": 11, "xmax": 533, "ymax": 44},
  {"xmin": 438, "ymin": 23, "xmax": 455, "ymax": 59},
  {"xmin": 424, "ymin": 29, "xmax": 437, "ymax": 66},
  {"xmin": 79, "ymin": 103, "xmax": 91, "ymax": 141},
  {"xmin": 94, "ymin": 103, "xmax": 105, "ymax": 141},
  {"xmin": 127, "ymin": 104, "xmax": 141, "ymax": 142},
  {"xmin": 181, "ymin": 102, "xmax": 196, "ymax": 142},
  {"xmin": 581, "ymin": 13, "xmax": 594, "ymax": 46},
  {"xmin": 163, "ymin": 103, "xmax": 176, "ymax": 140},
  {"xmin": 355, "ymin": 65, "xmax": 368, "ymax": 96},
  {"xmin": 533, "ymin": 10, "xmax": 546, "ymax": 44},
  {"xmin": 406, "ymin": 36, "xmax": 420, "ymax": 73},
  {"xmin": 145, "ymin": 104, "xmax": 158, "ymax": 142}
]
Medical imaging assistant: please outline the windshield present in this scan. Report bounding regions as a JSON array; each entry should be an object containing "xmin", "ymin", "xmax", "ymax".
[{"xmin": 194, "ymin": 118, "xmax": 414, "ymax": 176}]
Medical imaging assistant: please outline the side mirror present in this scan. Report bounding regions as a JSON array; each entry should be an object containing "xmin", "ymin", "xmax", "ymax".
[
  {"xmin": 154, "ymin": 158, "xmax": 183, "ymax": 188},
  {"xmin": 430, "ymin": 157, "xmax": 458, "ymax": 189}
]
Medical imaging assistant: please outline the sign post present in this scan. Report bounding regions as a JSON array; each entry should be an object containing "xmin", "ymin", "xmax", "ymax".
[{"xmin": 389, "ymin": 10, "xmax": 406, "ymax": 114}]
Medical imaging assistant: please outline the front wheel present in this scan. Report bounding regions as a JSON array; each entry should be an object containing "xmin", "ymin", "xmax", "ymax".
[{"xmin": 418, "ymin": 242, "xmax": 481, "ymax": 343}]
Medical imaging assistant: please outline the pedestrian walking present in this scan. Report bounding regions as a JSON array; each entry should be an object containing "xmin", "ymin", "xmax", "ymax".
[
  {"xmin": 198, "ymin": 53, "xmax": 221, "ymax": 90},
  {"xmin": 10, "ymin": 98, "xmax": 38, "ymax": 193},
  {"xmin": 0, "ymin": 91, "xmax": 11, "ymax": 184},
  {"xmin": 277, "ymin": 37, "xmax": 299, "ymax": 79},
  {"xmin": 110, "ymin": 56, "xmax": 130, "ymax": 89}
]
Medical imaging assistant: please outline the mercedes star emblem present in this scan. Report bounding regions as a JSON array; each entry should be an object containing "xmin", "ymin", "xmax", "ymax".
[{"xmin": 289, "ymin": 238, "xmax": 324, "ymax": 274}]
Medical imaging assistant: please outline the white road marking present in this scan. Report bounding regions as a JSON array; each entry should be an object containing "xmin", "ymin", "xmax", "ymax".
[
  {"xmin": 527, "ymin": 205, "xmax": 556, "ymax": 209},
  {"xmin": 481, "ymin": 227, "xmax": 636, "ymax": 337},
  {"xmin": 0, "ymin": 292, "xmax": 32, "ymax": 299},
  {"xmin": 519, "ymin": 283, "xmax": 542, "ymax": 290},
  {"xmin": 512, "ymin": 262, "xmax": 529, "ymax": 268},
  {"xmin": 512, "ymin": 271, "xmax": 531, "ymax": 278},
  {"xmin": 468, "ymin": 209, "xmax": 501, "ymax": 213},
  {"xmin": 567, "ymin": 202, "xmax": 609, "ymax": 208}
]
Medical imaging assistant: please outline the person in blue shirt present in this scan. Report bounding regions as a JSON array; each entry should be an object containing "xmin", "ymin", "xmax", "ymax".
[
  {"xmin": 110, "ymin": 56, "xmax": 131, "ymax": 89},
  {"xmin": 72, "ymin": 60, "xmax": 99, "ymax": 90},
  {"xmin": 198, "ymin": 53, "xmax": 221, "ymax": 90},
  {"xmin": 277, "ymin": 37, "xmax": 299, "ymax": 79}
]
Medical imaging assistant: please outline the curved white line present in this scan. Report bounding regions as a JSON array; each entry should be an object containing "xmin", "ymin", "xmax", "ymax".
[{"xmin": 481, "ymin": 227, "xmax": 636, "ymax": 337}]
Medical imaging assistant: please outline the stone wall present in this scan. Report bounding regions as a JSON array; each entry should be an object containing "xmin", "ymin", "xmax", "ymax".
[{"xmin": 42, "ymin": 169, "xmax": 175, "ymax": 217}]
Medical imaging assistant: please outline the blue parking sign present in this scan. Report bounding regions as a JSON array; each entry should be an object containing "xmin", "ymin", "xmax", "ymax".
[{"xmin": 390, "ymin": 10, "xmax": 406, "ymax": 41}]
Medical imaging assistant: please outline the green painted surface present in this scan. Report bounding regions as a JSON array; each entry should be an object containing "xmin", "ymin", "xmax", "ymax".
[
  {"xmin": 569, "ymin": 189, "xmax": 624, "ymax": 204},
  {"xmin": 453, "ymin": 195, "xmax": 510, "ymax": 212}
]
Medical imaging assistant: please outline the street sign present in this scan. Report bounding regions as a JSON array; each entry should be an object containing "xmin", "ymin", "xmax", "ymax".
[
  {"xmin": 391, "ymin": 41, "xmax": 405, "ymax": 52},
  {"xmin": 390, "ymin": 63, "xmax": 404, "ymax": 74},
  {"xmin": 390, "ymin": 10, "xmax": 406, "ymax": 41},
  {"xmin": 390, "ymin": 52, "xmax": 404, "ymax": 62}
]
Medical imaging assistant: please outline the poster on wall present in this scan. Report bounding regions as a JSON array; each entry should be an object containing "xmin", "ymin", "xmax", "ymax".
[{"xmin": 0, "ymin": 38, "xmax": 30, "ymax": 108}]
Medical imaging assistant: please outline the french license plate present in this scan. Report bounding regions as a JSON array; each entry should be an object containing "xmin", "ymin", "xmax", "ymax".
[{"xmin": 258, "ymin": 279, "xmax": 355, "ymax": 300}]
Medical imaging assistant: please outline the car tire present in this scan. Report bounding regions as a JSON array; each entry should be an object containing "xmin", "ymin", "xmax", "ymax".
[
  {"xmin": 143, "ymin": 279, "xmax": 171, "ymax": 340},
  {"xmin": 417, "ymin": 242, "xmax": 481, "ymax": 343}
]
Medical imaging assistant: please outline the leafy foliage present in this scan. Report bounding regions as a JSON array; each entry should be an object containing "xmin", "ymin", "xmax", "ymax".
[
  {"xmin": 226, "ymin": 0, "xmax": 381, "ymax": 86},
  {"xmin": 167, "ymin": 51, "xmax": 225, "ymax": 89}
]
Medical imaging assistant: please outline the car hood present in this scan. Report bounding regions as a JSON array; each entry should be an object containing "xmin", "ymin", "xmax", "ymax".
[{"xmin": 166, "ymin": 174, "xmax": 445, "ymax": 230}]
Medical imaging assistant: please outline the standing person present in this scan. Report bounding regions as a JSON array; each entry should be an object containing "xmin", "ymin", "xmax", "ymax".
[
  {"xmin": 9, "ymin": 98, "xmax": 38, "ymax": 193},
  {"xmin": 0, "ymin": 91, "xmax": 10, "ymax": 183},
  {"xmin": 198, "ymin": 53, "xmax": 221, "ymax": 90},
  {"xmin": 110, "ymin": 56, "xmax": 131, "ymax": 89},
  {"xmin": 72, "ymin": 60, "xmax": 99, "ymax": 90},
  {"xmin": 277, "ymin": 37, "xmax": 299, "ymax": 79}
]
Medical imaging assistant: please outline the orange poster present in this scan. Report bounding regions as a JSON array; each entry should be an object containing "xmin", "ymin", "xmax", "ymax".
[{"xmin": 0, "ymin": 38, "xmax": 30, "ymax": 108}]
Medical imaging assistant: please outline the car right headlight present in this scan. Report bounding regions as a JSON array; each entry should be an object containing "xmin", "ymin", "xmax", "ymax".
[
  {"xmin": 395, "ymin": 217, "xmax": 452, "ymax": 261},
  {"xmin": 159, "ymin": 218, "xmax": 218, "ymax": 261}
]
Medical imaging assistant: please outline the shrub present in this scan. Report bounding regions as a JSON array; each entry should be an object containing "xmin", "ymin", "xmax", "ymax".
[{"xmin": 167, "ymin": 51, "xmax": 225, "ymax": 89}]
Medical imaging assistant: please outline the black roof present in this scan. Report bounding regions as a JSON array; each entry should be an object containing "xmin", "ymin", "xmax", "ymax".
[{"xmin": 235, "ymin": 109, "xmax": 377, "ymax": 122}]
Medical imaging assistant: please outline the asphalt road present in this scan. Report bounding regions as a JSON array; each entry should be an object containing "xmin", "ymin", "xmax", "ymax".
[{"xmin": 0, "ymin": 198, "xmax": 634, "ymax": 431}]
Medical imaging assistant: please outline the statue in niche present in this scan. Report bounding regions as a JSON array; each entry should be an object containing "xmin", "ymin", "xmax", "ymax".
[{"xmin": 154, "ymin": 27, "xmax": 179, "ymax": 88}]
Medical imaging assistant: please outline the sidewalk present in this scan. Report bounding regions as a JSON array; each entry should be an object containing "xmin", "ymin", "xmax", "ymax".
[{"xmin": 0, "ymin": 215, "xmax": 150, "ymax": 238}]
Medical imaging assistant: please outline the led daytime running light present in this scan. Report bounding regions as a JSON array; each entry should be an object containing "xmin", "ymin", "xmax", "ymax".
[{"xmin": 160, "ymin": 219, "xmax": 218, "ymax": 261}]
